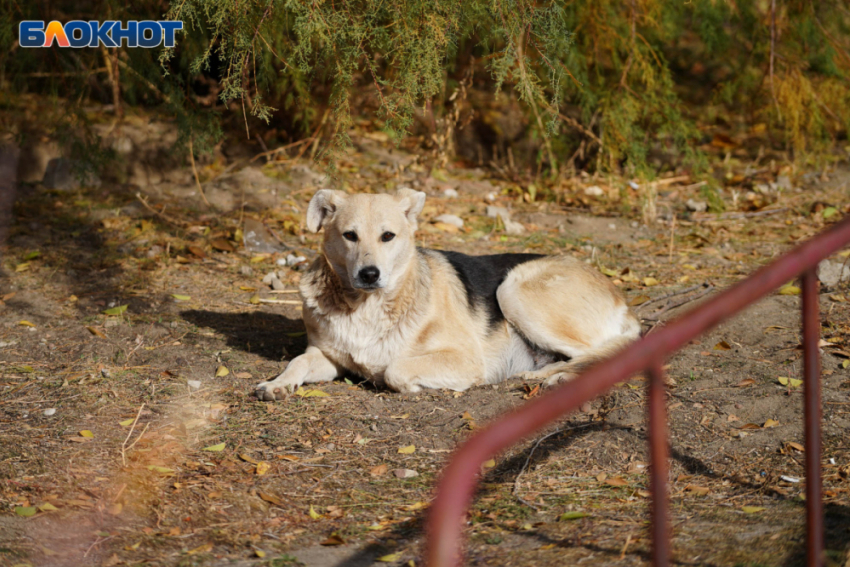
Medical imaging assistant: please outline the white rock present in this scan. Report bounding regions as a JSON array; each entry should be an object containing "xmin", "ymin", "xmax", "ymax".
[
  {"xmin": 629, "ymin": 181, "xmax": 640, "ymax": 190},
  {"xmin": 503, "ymin": 219, "xmax": 526, "ymax": 235},
  {"xmin": 584, "ymin": 185, "xmax": 604, "ymax": 197},
  {"xmin": 608, "ymin": 223, "xmax": 617, "ymax": 230},
  {"xmin": 271, "ymin": 277, "xmax": 286, "ymax": 291},
  {"xmin": 686, "ymin": 199, "xmax": 708, "ymax": 213},
  {"xmin": 818, "ymin": 260, "xmax": 850, "ymax": 287},
  {"xmin": 394, "ymin": 468, "xmax": 419, "ymax": 479},
  {"xmin": 43, "ymin": 408, "xmax": 56, "ymax": 417},
  {"xmin": 287, "ymin": 255, "xmax": 307, "ymax": 267},
  {"xmin": 485, "ymin": 192, "xmax": 497, "ymax": 202},
  {"xmin": 276, "ymin": 257, "xmax": 288, "ymax": 267},
  {"xmin": 262, "ymin": 271, "xmax": 277, "ymax": 285},
  {"xmin": 187, "ymin": 380, "xmax": 202, "ymax": 390},
  {"xmin": 631, "ymin": 221, "xmax": 639, "ymax": 229},
  {"xmin": 442, "ymin": 188, "xmax": 459, "ymax": 199},
  {"xmin": 435, "ymin": 214, "xmax": 464, "ymax": 229},
  {"xmin": 486, "ymin": 205, "xmax": 510, "ymax": 220}
]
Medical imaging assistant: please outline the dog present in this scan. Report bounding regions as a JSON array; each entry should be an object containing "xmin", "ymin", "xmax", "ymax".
[{"xmin": 255, "ymin": 188, "xmax": 640, "ymax": 399}]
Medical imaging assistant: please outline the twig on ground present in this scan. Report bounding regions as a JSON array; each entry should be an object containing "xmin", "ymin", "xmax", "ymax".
[
  {"xmin": 121, "ymin": 403, "xmax": 145, "ymax": 466},
  {"xmin": 513, "ymin": 422, "xmax": 595, "ymax": 510},
  {"xmin": 637, "ymin": 284, "xmax": 706, "ymax": 310},
  {"xmin": 692, "ymin": 208, "xmax": 788, "ymax": 222},
  {"xmin": 188, "ymin": 136, "xmax": 214, "ymax": 210},
  {"xmin": 135, "ymin": 192, "xmax": 185, "ymax": 227},
  {"xmin": 642, "ymin": 285, "xmax": 715, "ymax": 321}
]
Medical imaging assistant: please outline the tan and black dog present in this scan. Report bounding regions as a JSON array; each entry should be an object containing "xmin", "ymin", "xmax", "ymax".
[{"xmin": 255, "ymin": 188, "xmax": 640, "ymax": 399}]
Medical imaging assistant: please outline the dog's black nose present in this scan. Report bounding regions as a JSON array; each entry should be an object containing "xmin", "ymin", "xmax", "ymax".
[{"xmin": 358, "ymin": 266, "xmax": 380, "ymax": 285}]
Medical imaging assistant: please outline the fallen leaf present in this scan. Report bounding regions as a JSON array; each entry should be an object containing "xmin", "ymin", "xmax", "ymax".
[
  {"xmin": 559, "ymin": 511, "xmax": 590, "ymax": 521},
  {"xmin": 684, "ymin": 484, "xmax": 710, "ymax": 496},
  {"xmin": 15, "ymin": 506, "xmax": 37, "ymax": 517},
  {"xmin": 15, "ymin": 262, "xmax": 30, "ymax": 272},
  {"xmin": 203, "ymin": 443, "xmax": 226, "ymax": 452},
  {"xmin": 255, "ymin": 549, "xmax": 266, "ymax": 558},
  {"xmin": 736, "ymin": 378, "xmax": 755, "ymax": 387},
  {"xmin": 778, "ymin": 284, "xmax": 801, "ymax": 296},
  {"xmin": 321, "ymin": 534, "xmax": 346, "ymax": 546},
  {"xmin": 398, "ymin": 445, "xmax": 416, "ymax": 454},
  {"xmin": 235, "ymin": 372, "xmax": 252, "ymax": 379},
  {"xmin": 18, "ymin": 320, "xmax": 36, "ymax": 327},
  {"xmin": 187, "ymin": 543, "xmax": 213, "ymax": 555},
  {"xmin": 255, "ymin": 461, "xmax": 271, "ymax": 476},
  {"xmin": 763, "ymin": 419, "xmax": 780, "ymax": 428},
  {"xmin": 215, "ymin": 366, "xmax": 229, "ymax": 377},
  {"xmin": 643, "ymin": 277, "xmax": 659, "ymax": 286},
  {"xmin": 38, "ymin": 502, "xmax": 58, "ymax": 512},
  {"xmin": 172, "ymin": 294, "xmax": 191, "ymax": 301},
  {"xmin": 714, "ymin": 340, "xmax": 731, "ymax": 350},
  {"xmin": 302, "ymin": 389, "xmax": 330, "ymax": 397},
  {"xmin": 377, "ymin": 553, "xmax": 402, "ymax": 563},
  {"xmin": 210, "ymin": 239, "xmax": 235, "ymax": 253},
  {"xmin": 740, "ymin": 423, "xmax": 761, "ymax": 430},
  {"xmin": 482, "ymin": 459, "xmax": 496, "ymax": 469},
  {"xmin": 727, "ymin": 414, "xmax": 740, "ymax": 422},
  {"xmin": 433, "ymin": 221, "xmax": 459, "ymax": 233},
  {"xmin": 843, "ymin": 360, "xmax": 850, "ymax": 369},
  {"xmin": 778, "ymin": 377, "xmax": 803, "ymax": 388},
  {"xmin": 605, "ymin": 477, "xmax": 629, "ymax": 487},
  {"xmin": 370, "ymin": 464, "xmax": 389, "ymax": 476},
  {"xmin": 741, "ymin": 506, "xmax": 765, "ymax": 514},
  {"xmin": 79, "ymin": 430, "xmax": 94, "ymax": 438},
  {"xmin": 629, "ymin": 295, "xmax": 650, "ymax": 306},
  {"xmin": 786, "ymin": 442, "xmax": 805, "ymax": 452},
  {"xmin": 103, "ymin": 305, "xmax": 128, "ymax": 316},
  {"xmin": 596, "ymin": 472, "xmax": 608, "ymax": 482},
  {"xmin": 249, "ymin": 294, "xmax": 261, "ymax": 304},
  {"xmin": 600, "ymin": 267, "xmax": 619, "ymax": 277},
  {"xmin": 188, "ymin": 245, "xmax": 206, "ymax": 258},
  {"xmin": 146, "ymin": 466, "xmax": 175, "ymax": 474},
  {"xmin": 86, "ymin": 326, "xmax": 107, "ymax": 339},
  {"xmin": 823, "ymin": 206, "xmax": 838, "ymax": 219},
  {"xmin": 308, "ymin": 505, "xmax": 322, "ymax": 519},
  {"xmin": 239, "ymin": 453, "xmax": 259, "ymax": 465},
  {"xmin": 258, "ymin": 492, "xmax": 284, "ymax": 506},
  {"xmin": 119, "ymin": 419, "xmax": 135, "ymax": 427}
]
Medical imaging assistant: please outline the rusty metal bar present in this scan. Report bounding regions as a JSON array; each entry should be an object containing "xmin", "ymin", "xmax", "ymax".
[
  {"xmin": 647, "ymin": 359, "xmax": 670, "ymax": 566},
  {"xmin": 425, "ymin": 215, "xmax": 850, "ymax": 567},
  {"xmin": 802, "ymin": 268, "xmax": 823, "ymax": 567}
]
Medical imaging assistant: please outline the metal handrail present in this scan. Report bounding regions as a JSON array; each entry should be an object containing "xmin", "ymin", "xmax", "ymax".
[{"xmin": 425, "ymin": 214, "xmax": 850, "ymax": 567}]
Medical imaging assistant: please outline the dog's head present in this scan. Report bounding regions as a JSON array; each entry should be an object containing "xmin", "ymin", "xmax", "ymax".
[{"xmin": 306, "ymin": 188, "xmax": 426, "ymax": 292}]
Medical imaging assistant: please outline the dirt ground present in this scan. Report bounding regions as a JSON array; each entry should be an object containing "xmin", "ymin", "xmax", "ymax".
[{"xmin": 2, "ymin": 107, "xmax": 850, "ymax": 567}]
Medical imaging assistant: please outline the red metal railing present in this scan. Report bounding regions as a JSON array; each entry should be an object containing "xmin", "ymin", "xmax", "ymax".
[{"xmin": 425, "ymin": 214, "xmax": 850, "ymax": 567}]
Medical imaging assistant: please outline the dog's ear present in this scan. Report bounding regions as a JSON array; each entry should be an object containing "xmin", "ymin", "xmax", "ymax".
[
  {"xmin": 306, "ymin": 189, "xmax": 345, "ymax": 233},
  {"xmin": 395, "ymin": 188, "xmax": 426, "ymax": 229}
]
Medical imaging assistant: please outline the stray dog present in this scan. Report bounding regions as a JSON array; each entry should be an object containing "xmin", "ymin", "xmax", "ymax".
[{"xmin": 256, "ymin": 188, "xmax": 640, "ymax": 399}]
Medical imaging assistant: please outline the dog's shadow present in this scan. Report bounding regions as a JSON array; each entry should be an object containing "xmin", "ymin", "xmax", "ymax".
[{"xmin": 180, "ymin": 310, "xmax": 308, "ymax": 361}]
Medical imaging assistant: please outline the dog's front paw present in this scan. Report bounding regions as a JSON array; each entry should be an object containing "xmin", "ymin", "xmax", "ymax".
[
  {"xmin": 543, "ymin": 371, "xmax": 577, "ymax": 388},
  {"xmin": 255, "ymin": 378, "xmax": 299, "ymax": 401}
]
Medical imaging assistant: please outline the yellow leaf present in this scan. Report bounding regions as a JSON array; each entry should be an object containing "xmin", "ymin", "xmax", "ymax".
[
  {"xmin": 15, "ymin": 262, "xmax": 31, "ymax": 272},
  {"xmin": 303, "ymin": 389, "xmax": 329, "ymax": 397},
  {"xmin": 215, "ymin": 366, "xmax": 229, "ymax": 377},
  {"xmin": 643, "ymin": 277, "xmax": 659, "ymax": 286},
  {"xmin": 86, "ymin": 326, "xmax": 107, "ymax": 338},
  {"xmin": 38, "ymin": 502, "xmax": 58, "ymax": 512},
  {"xmin": 79, "ymin": 430, "xmax": 94, "ymax": 438},
  {"xmin": 308, "ymin": 505, "xmax": 322, "ymax": 519},
  {"xmin": 250, "ymin": 254, "xmax": 270, "ymax": 263},
  {"xmin": 398, "ymin": 445, "xmax": 416, "ymax": 454},
  {"xmin": 483, "ymin": 459, "xmax": 496, "ymax": 469},
  {"xmin": 18, "ymin": 320, "xmax": 36, "ymax": 327},
  {"xmin": 146, "ymin": 465, "xmax": 175, "ymax": 474},
  {"xmin": 377, "ymin": 553, "xmax": 402, "ymax": 563},
  {"xmin": 763, "ymin": 419, "xmax": 779, "ymax": 428},
  {"xmin": 249, "ymin": 294, "xmax": 261, "ymax": 304},
  {"xmin": 255, "ymin": 550, "xmax": 266, "ymax": 558},
  {"xmin": 239, "ymin": 453, "xmax": 259, "ymax": 465},
  {"xmin": 843, "ymin": 359, "xmax": 850, "ymax": 369},
  {"xmin": 187, "ymin": 543, "xmax": 213, "ymax": 555},
  {"xmin": 15, "ymin": 506, "xmax": 37, "ymax": 517},
  {"xmin": 203, "ymin": 442, "xmax": 226, "ymax": 452},
  {"xmin": 103, "ymin": 304, "xmax": 128, "ymax": 316},
  {"xmin": 714, "ymin": 341, "xmax": 732, "ymax": 350},
  {"xmin": 778, "ymin": 284, "xmax": 801, "ymax": 296},
  {"xmin": 119, "ymin": 419, "xmax": 135, "ymax": 427},
  {"xmin": 239, "ymin": 286, "xmax": 257, "ymax": 292},
  {"xmin": 742, "ymin": 506, "xmax": 765, "ymax": 514},
  {"xmin": 599, "ymin": 267, "xmax": 618, "ymax": 277},
  {"xmin": 172, "ymin": 294, "xmax": 191, "ymax": 301},
  {"xmin": 255, "ymin": 461, "xmax": 271, "ymax": 476},
  {"xmin": 559, "ymin": 511, "xmax": 590, "ymax": 521},
  {"xmin": 777, "ymin": 377, "xmax": 789, "ymax": 386}
]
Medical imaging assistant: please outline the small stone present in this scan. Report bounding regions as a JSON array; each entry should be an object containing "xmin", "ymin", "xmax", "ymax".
[
  {"xmin": 686, "ymin": 199, "xmax": 708, "ymax": 213},
  {"xmin": 112, "ymin": 136, "xmax": 134, "ymax": 154},
  {"xmin": 239, "ymin": 265, "xmax": 254, "ymax": 276},
  {"xmin": 485, "ymin": 192, "xmax": 497, "ymax": 202},
  {"xmin": 629, "ymin": 181, "xmax": 640, "ymax": 190},
  {"xmin": 584, "ymin": 185, "xmax": 604, "ymax": 197},
  {"xmin": 818, "ymin": 260, "xmax": 850, "ymax": 288},
  {"xmin": 486, "ymin": 205, "xmax": 510, "ymax": 220},
  {"xmin": 503, "ymin": 219, "xmax": 525, "ymax": 235},
  {"xmin": 276, "ymin": 258, "xmax": 288, "ymax": 267},
  {"xmin": 43, "ymin": 408, "xmax": 56, "ymax": 417},
  {"xmin": 434, "ymin": 214, "xmax": 464, "ymax": 229},
  {"xmin": 442, "ymin": 188, "xmax": 459, "ymax": 199},
  {"xmin": 775, "ymin": 175, "xmax": 792, "ymax": 191},
  {"xmin": 262, "ymin": 271, "xmax": 277, "ymax": 285},
  {"xmin": 187, "ymin": 380, "xmax": 201, "ymax": 390},
  {"xmin": 608, "ymin": 223, "xmax": 616, "ymax": 230},
  {"xmin": 100, "ymin": 368, "xmax": 112, "ymax": 378},
  {"xmin": 146, "ymin": 245, "xmax": 164, "ymax": 258},
  {"xmin": 394, "ymin": 468, "xmax": 419, "ymax": 479},
  {"xmin": 43, "ymin": 158, "xmax": 101, "ymax": 191},
  {"xmin": 271, "ymin": 278, "xmax": 286, "ymax": 291},
  {"xmin": 243, "ymin": 219, "xmax": 284, "ymax": 254},
  {"xmin": 287, "ymin": 255, "xmax": 307, "ymax": 267},
  {"xmin": 631, "ymin": 221, "xmax": 639, "ymax": 229}
]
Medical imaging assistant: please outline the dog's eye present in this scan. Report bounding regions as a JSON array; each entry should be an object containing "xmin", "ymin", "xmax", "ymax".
[
  {"xmin": 381, "ymin": 232, "xmax": 396, "ymax": 242},
  {"xmin": 343, "ymin": 231, "xmax": 358, "ymax": 242}
]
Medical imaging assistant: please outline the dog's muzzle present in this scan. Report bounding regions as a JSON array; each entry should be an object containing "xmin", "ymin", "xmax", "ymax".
[{"xmin": 355, "ymin": 265, "xmax": 381, "ymax": 289}]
